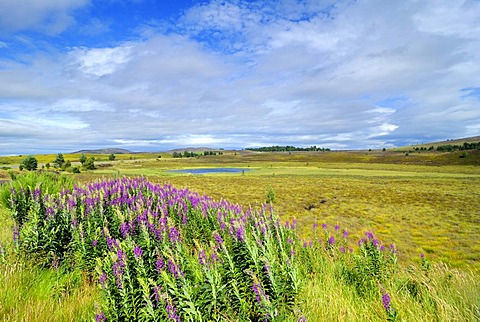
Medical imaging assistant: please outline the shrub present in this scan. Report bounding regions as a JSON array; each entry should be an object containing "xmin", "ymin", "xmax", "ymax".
[{"xmin": 21, "ymin": 156, "xmax": 38, "ymax": 171}]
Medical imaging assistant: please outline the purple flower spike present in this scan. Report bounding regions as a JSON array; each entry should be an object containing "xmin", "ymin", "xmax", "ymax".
[
  {"xmin": 156, "ymin": 257, "xmax": 165, "ymax": 273},
  {"xmin": 382, "ymin": 292, "xmax": 392, "ymax": 312},
  {"xmin": 342, "ymin": 230, "xmax": 349, "ymax": 238},
  {"xmin": 322, "ymin": 223, "xmax": 327, "ymax": 229},
  {"xmin": 152, "ymin": 285, "xmax": 162, "ymax": 306},
  {"xmin": 166, "ymin": 302, "xmax": 181, "ymax": 322},
  {"xmin": 420, "ymin": 252, "xmax": 425, "ymax": 260},
  {"xmin": 134, "ymin": 245, "xmax": 143, "ymax": 259},
  {"xmin": 252, "ymin": 283, "xmax": 268, "ymax": 306},
  {"xmin": 235, "ymin": 225, "xmax": 245, "ymax": 242},
  {"xmin": 99, "ymin": 273, "xmax": 107, "ymax": 289},
  {"xmin": 95, "ymin": 312, "xmax": 106, "ymax": 322},
  {"xmin": 328, "ymin": 236, "xmax": 335, "ymax": 245},
  {"xmin": 298, "ymin": 316, "xmax": 307, "ymax": 322},
  {"xmin": 198, "ymin": 249, "xmax": 207, "ymax": 266},
  {"xmin": 169, "ymin": 227, "xmax": 181, "ymax": 243},
  {"xmin": 334, "ymin": 224, "xmax": 340, "ymax": 231},
  {"xmin": 213, "ymin": 232, "xmax": 223, "ymax": 247}
]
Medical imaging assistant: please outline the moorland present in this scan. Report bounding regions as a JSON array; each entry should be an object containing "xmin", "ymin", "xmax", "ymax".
[{"xmin": 0, "ymin": 144, "xmax": 479, "ymax": 321}]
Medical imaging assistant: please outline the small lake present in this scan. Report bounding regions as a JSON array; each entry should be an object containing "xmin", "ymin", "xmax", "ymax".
[{"xmin": 168, "ymin": 168, "xmax": 249, "ymax": 174}]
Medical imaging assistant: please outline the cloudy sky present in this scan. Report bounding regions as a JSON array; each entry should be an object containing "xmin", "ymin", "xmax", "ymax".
[{"xmin": 0, "ymin": 0, "xmax": 479, "ymax": 154}]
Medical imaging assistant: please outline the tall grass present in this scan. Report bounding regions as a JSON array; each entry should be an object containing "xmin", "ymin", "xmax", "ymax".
[{"xmin": 1, "ymin": 173, "xmax": 479, "ymax": 321}]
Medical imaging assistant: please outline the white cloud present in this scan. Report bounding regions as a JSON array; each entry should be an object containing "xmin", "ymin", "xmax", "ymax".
[
  {"xmin": 0, "ymin": 0, "xmax": 90, "ymax": 34},
  {"xmin": 0, "ymin": 0, "xmax": 479, "ymax": 154},
  {"xmin": 413, "ymin": 0, "xmax": 480, "ymax": 39},
  {"xmin": 69, "ymin": 45, "xmax": 134, "ymax": 77}
]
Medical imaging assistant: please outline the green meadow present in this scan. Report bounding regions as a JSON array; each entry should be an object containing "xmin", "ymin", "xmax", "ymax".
[{"xmin": 0, "ymin": 149, "xmax": 479, "ymax": 321}]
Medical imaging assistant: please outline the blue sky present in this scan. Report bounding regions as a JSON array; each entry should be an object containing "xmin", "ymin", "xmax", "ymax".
[{"xmin": 0, "ymin": 0, "xmax": 479, "ymax": 154}]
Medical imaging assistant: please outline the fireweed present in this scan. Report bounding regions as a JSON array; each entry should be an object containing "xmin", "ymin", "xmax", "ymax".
[
  {"xmin": 7, "ymin": 177, "xmax": 303, "ymax": 321},
  {"xmin": 4, "ymin": 174, "xmax": 480, "ymax": 321}
]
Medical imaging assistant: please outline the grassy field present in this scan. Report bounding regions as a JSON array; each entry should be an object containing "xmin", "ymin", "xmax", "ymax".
[
  {"xmin": 0, "ymin": 150, "xmax": 479, "ymax": 321},
  {"xmin": 1, "ymin": 151, "xmax": 479, "ymax": 271},
  {"xmin": 67, "ymin": 151, "xmax": 478, "ymax": 272}
]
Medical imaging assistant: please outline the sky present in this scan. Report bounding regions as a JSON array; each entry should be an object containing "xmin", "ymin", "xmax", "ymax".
[{"xmin": 0, "ymin": 0, "xmax": 479, "ymax": 154}]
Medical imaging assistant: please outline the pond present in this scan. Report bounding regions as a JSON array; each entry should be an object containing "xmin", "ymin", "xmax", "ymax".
[{"xmin": 168, "ymin": 168, "xmax": 250, "ymax": 174}]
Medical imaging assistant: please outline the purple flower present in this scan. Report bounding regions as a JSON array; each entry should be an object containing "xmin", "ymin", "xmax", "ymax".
[
  {"xmin": 335, "ymin": 224, "xmax": 340, "ymax": 231},
  {"xmin": 99, "ymin": 273, "xmax": 107, "ymax": 289},
  {"xmin": 134, "ymin": 245, "xmax": 143, "ymax": 259},
  {"xmin": 198, "ymin": 249, "xmax": 207, "ymax": 266},
  {"xmin": 339, "ymin": 246, "xmax": 346, "ymax": 253},
  {"xmin": 382, "ymin": 292, "xmax": 392, "ymax": 312},
  {"xmin": 366, "ymin": 231, "xmax": 374, "ymax": 240},
  {"xmin": 95, "ymin": 312, "xmax": 106, "ymax": 322},
  {"xmin": 328, "ymin": 236, "xmax": 335, "ymax": 245},
  {"xmin": 322, "ymin": 223, "xmax": 327, "ymax": 229},
  {"xmin": 291, "ymin": 219, "xmax": 296, "ymax": 229},
  {"xmin": 342, "ymin": 230, "xmax": 349, "ymax": 238},
  {"xmin": 420, "ymin": 252, "xmax": 425, "ymax": 260},
  {"xmin": 169, "ymin": 227, "xmax": 181, "ymax": 243},
  {"xmin": 166, "ymin": 302, "xmax": 181, "ymax": 322},
  {"xmin": 210, "ymin": 252, "xmax": 220, "ymax": 264},
  {"xmin": 120, "ymin": 222, "xmax": 130, "ymax": 238},
  {"xmin": 92, "ymin": 240, "xmax": 98, "ymax": 247},
  {"xmin": 112, "ymin": 261, "xmax": 125, "ymax": 288},
  {"xmin": 313, "ymin": 222, "xmax": 318, "ymax": 230},
  {"xmin": 389, "ymin": 244, "xmax": 397, "ymax": 254},
  {"xmin": 252, "ymin": 283, "xmax": 268, "ymax": 306},
  {"xmin": 213, "ymin": 232, "xmax": 223, "ymax": 247},
  {"xmin": 152, "ymin": 285, "xmax": 162, "ymax": 306},
  {"xmin": 117, "ymin": 249, "xmax": 126, "ymax": 262},
  {"xmin": 298, "ymin": 316, "xmax": 307, "ymax": 322},
  {"xmin": 167, "ymin": 259, "xmax": 183, "ymax": 278},
  {"xmin": 235, "ymin": 225, "xmax": 245, "ymax": 242},
  {"xmin": 156, "ymin": 257, "xmax": 165, "ymax": 272},
  {"xmin": 358, "ymin": 238, "xmax": 366, "ymax": 247}
]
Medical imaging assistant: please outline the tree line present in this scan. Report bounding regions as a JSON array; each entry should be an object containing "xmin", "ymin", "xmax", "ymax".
[
  {"xmin": 413, "ymin": 142, "xmax": 480, "ymax": 152},
  {"xmin": 19, "ymin": 153, "xmax": 117, "ymax": 172},
  {"xmin": 172, "ymin": 150, "xmax": 224, "ymax": 158},
  {"xmin": 246, "ymin": 145, "xmax": 331, "ymax": 152}
]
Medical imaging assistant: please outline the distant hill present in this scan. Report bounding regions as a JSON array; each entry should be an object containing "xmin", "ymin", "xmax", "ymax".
[
  {"xmin": 394, "ymin": 136, "xmax": 480, "ymax": 151},
  {"xmin": 424, "ymin": 136, "xmax": 480, "ymax": 146},
  {"xmin": 72, "ymin": 148, "xmax": 133, "ymax": 154}
]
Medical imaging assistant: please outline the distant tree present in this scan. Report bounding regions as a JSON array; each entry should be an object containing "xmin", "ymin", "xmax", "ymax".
[
  {"xmin": 79, "ymin": 154, "xmax": 87, "ymax": 164},
  {"xmin": 108, "ymin": 154, "xmax": 116, "ymax": 161},
  {"xmin": 54, "ymin": 153, "xmax": 65, "ymax": 168},
  {"xmin": 45, "ymin": 162, "xmax": 50, "ymax": 169},
  {"xmin": 72, "ymin": 167, "xmax": 81, "ymax": 173},
  {"xmin": 63, "ymin": 160, "xmax": 72, "ymax": 170},
  {"xmin": 21, "ymin": 155, "xmax": 38, "ymax": 171},
  {"xmin": 382, "ymin": 148, "xmax": 386, "ymax": 152},
  {"xmin": 83, "ymin": 157, "xmax": 96, "ymax": 170}
]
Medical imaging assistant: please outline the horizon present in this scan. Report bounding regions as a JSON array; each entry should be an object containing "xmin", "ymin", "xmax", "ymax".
[{"xmin": 1, "ymin": 1, "xmax": 479, "ymax": 155}]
